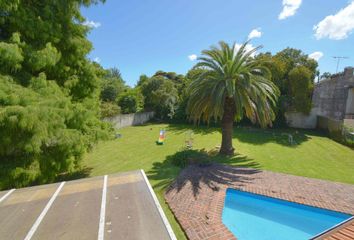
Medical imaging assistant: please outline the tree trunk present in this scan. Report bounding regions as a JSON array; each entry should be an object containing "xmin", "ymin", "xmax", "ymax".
[{"xmin": 220, "ymin": 97, "xmax": 236, "ymax": 155}]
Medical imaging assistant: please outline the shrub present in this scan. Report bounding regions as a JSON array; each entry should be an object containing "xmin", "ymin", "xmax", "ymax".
[
  {"xmin": 100, "ymin": 68, "xmax": 126, "ymax": 102},
  {"xmin": 342, "ymin": 126, "xmax": 354, "ymax": 148},
  {"xmin": 100, "ymin": 101, "xmax": 121, "ymax": 118},
  {"xmin": 168, "ymin": 149, "xmax": 211, "ymax": 168}
]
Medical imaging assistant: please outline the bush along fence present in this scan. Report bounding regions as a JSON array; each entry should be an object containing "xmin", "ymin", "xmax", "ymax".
[
  {"xmin": 317, "ymin": 116, "xmax": 354, "ymax": 148},
  {"xmin": 104, "ymin": 112, "xmax": 155, "ymax": 129}
]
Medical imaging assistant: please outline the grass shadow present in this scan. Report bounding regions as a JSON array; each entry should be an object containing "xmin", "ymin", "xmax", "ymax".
[
  {"xmin": 166, "ymin": 123, "xmax": 318, "ymax": 147},
  {"xmin": 232, "ymin": 126, "xmax": 319, "ymax": 147},
  {"xmin": 56, "ymin": 167, "xmax": 92, "ymax": 182},
  {"xmin": 166, "ymin": 123, "xmax": 220, "ymax": 135},
  {"xmin": 147, "ymin": 148, "xmax": 261, "ymax": 197}
]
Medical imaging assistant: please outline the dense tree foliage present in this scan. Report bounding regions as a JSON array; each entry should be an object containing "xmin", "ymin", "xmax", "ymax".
[
  {"xmin": 140, "ymin": 73, "xmax": 180, "ymax": 119},
  {"xmin": 153, "ymin": 71, "xmax": 186, "ymax": 95},
  {"xmin": 145, "ymin": 48, "xmax": 318, "ymax": 128},
  {"xmin": 97, "ymin": 66, "xmax": 145, "ymax": 116},
  {"xmin": 257, "ymin": 48, "xmax": 317, "ymax": 95},
  {"xmin": 136, "ymin": 74, "xmax": 149, "ymax": 87},
  {"xmin": 173, "ymin": 68, "xmax": 205, "ymax": 121},
  {"xmin": 117, "ymin": 88, "xmax": 143, "ymax": 114},
  {"xmin": 137, "ymin": 47, "xmax": 318, "ymax": 127},
  {"xmin": 289, "ymin": 66, "xmax": 313, "ymax": 113},
  {"xmin": 0, "ymin": 0, "xmax": 109, "ymax": 187},
  {"xmin": 256, "ymin": 48, "xmax": 318, "ymax": 125},
  {"xmin": 0, "ymin": 0, "xmax": 105, "ymax": 99},
  {"xmin": 321, "ymin": 72, "xmax": 332, "ymax": 80},
  {"xmin": 100, "ymin": 68, "xmax": 126, "ymax": 102}
]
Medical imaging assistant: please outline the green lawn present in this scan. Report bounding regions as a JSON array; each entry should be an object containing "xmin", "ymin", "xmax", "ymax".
[{"xmin": 83, "ymin": 123, "xmax": 354, "ymax": 239}]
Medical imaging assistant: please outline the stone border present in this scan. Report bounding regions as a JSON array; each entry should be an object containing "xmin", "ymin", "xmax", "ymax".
[{"xmin": 165, "ymin": 164, "xmax": 354, "ymax": 240}]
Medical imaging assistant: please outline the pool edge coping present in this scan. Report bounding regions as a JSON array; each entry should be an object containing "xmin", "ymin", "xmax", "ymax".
[
  {"xmin": 228, "ymin": 187, "xmax": 353, "ymax": 216},
  {"xmin": 310, "ymin": 216, "xmax": 354, "ymax": 239}
]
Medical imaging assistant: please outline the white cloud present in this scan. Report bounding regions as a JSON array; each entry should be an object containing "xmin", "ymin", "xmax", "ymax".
[
  {"xmin": 83, "ymin": 19, "xmax": 101, "ymax": 28},
  {"xmin": 278, "ymin": 0, "xmax": 302, "ymax": 20},
  {"xmin": 248, "ymin": 28, "xmax": 262, "ymax": 40},
  {"xmin": 234, "ymin": 43, "xmax": 257, "ymax": 57},
  {"xmin": 188, "ymin": 54, "xmax": 197, "ymax": 61},
  {"xmin": 313, "ymin": 1, "xmax": 354, "ymax": 40},
  {"xmin": 308, "ymin": 51, "xmax": 324, "ymax": 61},
  {"xmin": 93, "ymin": 57, "xmax": 101, "ymax": 63}
]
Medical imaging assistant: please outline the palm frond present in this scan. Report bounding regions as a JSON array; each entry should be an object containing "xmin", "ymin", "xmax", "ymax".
[{"xmin": 187, "ymin": 41, "xmax": 280, "ymax": 127}]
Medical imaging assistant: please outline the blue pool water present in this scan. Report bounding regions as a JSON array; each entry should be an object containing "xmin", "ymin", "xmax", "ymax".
[{"xmin": 222, "ymin": 189, "xmax": 352, "ymax": 240}]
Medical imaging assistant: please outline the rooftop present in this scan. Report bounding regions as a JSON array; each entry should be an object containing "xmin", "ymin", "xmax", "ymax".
[{"xmin": 0, "ymin": 170, "xmax": 176, "ymax": 240}]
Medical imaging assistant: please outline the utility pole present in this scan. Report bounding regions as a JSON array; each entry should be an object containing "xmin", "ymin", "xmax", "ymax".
[{"xmin": 332, "ymin": 56, "xmax": 349, "ymax": 73}]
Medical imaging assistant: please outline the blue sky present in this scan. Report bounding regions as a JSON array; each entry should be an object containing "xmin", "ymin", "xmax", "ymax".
[{"xmin": 81, "ymin": 0, "xmax": 354, "ymax": 86}]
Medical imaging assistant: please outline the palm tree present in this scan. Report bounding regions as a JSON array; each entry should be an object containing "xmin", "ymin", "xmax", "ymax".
[{"xmin": 187, "ymin": 41, "xmax": 279, "ymax": 155}]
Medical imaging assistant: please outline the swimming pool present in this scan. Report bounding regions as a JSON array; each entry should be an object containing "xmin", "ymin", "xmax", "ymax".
[{"xmin": 222, "ymin": 189, "xmax": 352, "ymax": 240}]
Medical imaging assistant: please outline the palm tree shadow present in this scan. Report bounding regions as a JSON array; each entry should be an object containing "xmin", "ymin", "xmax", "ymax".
[
  {"xmin": 168, "ymin": 163, "xmax": 261, "ymax": 198},
  {"xmin": 147, "ymin": 149, "xmax": 261, "ymax": 197}
]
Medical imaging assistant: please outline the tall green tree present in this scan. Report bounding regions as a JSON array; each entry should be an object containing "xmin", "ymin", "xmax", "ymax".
[
  {"xmin": 321, "ymin": 72, "xmax": 332, "ymax": 80},
  {"xmin": 141, "ymin": 75, "xmax": 178, "ymax": 119},
  {"xmin": 100, "ymin": 68, "xmax": 126, "ymax": 102},
  {"xmin": 289, "ymin": 66, "xmax": 313, "ymax": 113},
  {"xmin": 0, "ymin": 0, "xmax": 105, "ymax": 100},
  {"xmin": 136, "ymin": 74, "xmax": 149, "ymax": 87},
  {"xmin": 0, "ymin": 0, "xmax": 108, "ymax": 187},
  {"xmin": 256, "ymin": 49, "xmax": 318, "ymax": 126},
  {"xmin": 117, "ymin": 88, "xmax": 144, "ymax": 114},
  {"xmin": 187, "ymin": 42, "xmax": 279, "ymax": 155},
  {"xmin": 274, "ymin": 48, "xmax": 317, "ymax": 95},
  {"xmin": 173, "ymin": 68, "xmax": 206, "ymax": 121},
  {"xmin": 153, "ymin": 71, "xmax": 186, "ymax": 94}
]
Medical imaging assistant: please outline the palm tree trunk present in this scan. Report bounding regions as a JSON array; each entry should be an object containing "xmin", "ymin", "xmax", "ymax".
[{"xmin": 220, "ymin": 97, "xmax": 236, "ymax": 155}]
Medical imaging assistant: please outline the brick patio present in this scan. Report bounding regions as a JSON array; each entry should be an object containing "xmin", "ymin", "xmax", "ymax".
[{"xmin": 164, "ymin": 164, "xmax": 354, "ymax": 240}]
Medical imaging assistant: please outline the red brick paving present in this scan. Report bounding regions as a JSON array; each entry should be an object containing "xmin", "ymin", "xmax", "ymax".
[{"xmin": 164, "ymin": 164, "xmax": 354, "ymax": 240}]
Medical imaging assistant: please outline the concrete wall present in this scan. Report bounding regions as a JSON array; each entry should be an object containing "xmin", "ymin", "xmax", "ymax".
[
  {"xmin": 104, "ymin": 112, "xmax": 155, "ymax": 129},
  {"xmin": 345, "ymin": 88, "xmax": 354, "ymax": 118},
  {"xmin": 285, "ymin": 110, "xmax": 317, "ymax": 129},
  {"xmin": 312, "ymin": 67, "xmax": 354, "ymax": 121},
  {"xmin": 284, "ymin": 67, "xmax": 354, "ymax": 129}
]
